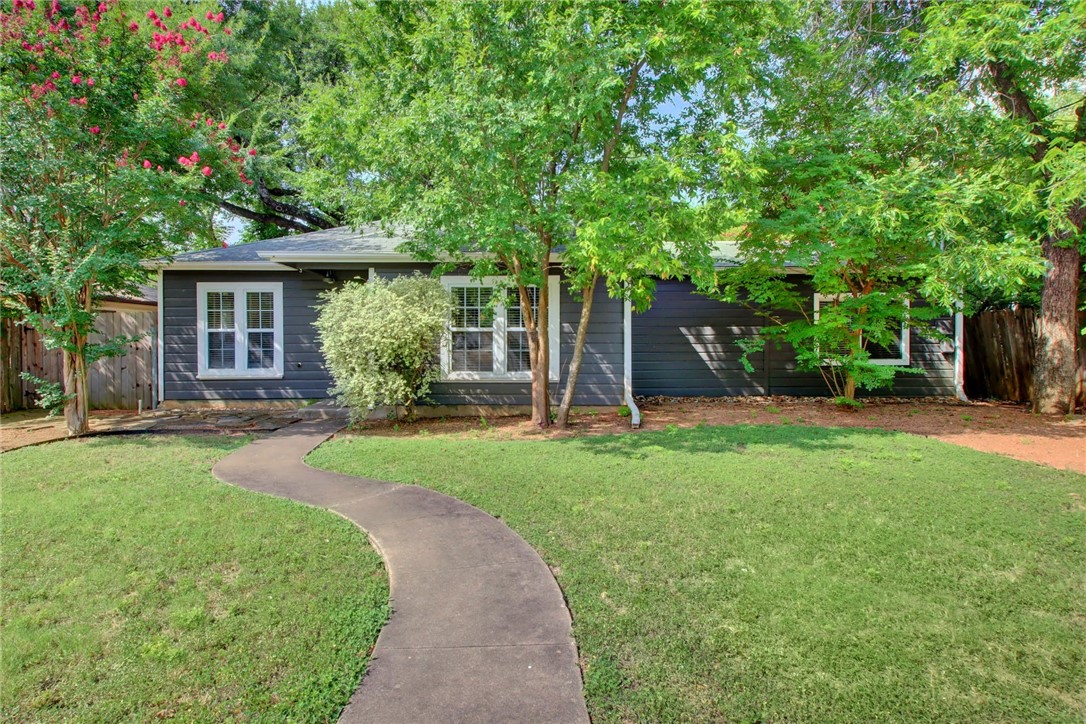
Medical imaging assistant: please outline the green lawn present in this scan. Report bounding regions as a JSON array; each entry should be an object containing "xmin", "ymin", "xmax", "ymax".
[
  {"xmin": 310, "ymin": 424, "xmax": 1086, "ymax": 722},
  {"xmin": 2, "ymin": 436, "xmax": 388, "ymax": 722}
]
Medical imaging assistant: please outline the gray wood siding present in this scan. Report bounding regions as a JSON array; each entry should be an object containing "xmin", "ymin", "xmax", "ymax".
[
  {"xmin": 163, "ymin": 270, "xmax": 335, "ymax": 400},
  {"xmin": 162, "ymin": 269, "xmax": 624, "ymax": 406},
  {"xmin": 633, "ymin": 280, "xmax": 955, "ymax": 397}
]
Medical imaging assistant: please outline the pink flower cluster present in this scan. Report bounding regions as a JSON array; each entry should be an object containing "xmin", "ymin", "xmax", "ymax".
[{"xmin": 177, "ymin": 150, "xmax": 200, "ymax": 166}]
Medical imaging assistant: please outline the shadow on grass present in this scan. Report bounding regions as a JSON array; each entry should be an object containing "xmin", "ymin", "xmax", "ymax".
[{"xmin": 558, "ymin": 422, "xmax": 904, "ymax": 459}]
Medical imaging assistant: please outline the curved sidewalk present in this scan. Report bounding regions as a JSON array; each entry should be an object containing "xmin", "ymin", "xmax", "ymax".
[{"xmin": 213, "ymin": 419, "xmax": 589, "ymax": 724}]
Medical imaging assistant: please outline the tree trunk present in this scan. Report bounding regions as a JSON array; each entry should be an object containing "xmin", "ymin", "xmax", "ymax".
[
  {"xmin": 527, "ymin": 280, "xmax": 551, "ymax": 427},
  {"xmin": 1032, "ymin": 236, "xmax": 1081, "ymax": 414},
  {"xmin": 843, "ymin": 374, "xmax": 857, "ymax": 402},
  {"xmin": 555, "ymin": 275, "xmax": 597, "ymax": 427},
  {"xmin": 62, "ymin": 332, "xmax": 89, "ymax": 436}
]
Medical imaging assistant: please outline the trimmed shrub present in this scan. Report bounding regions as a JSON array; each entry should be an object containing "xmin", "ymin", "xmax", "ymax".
[{"xmin": 315, "ymin": 274, "xmax": 452, "ymax": 419}]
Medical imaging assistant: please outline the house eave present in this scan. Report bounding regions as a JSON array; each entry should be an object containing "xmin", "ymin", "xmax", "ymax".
[{"xmin": 144, "ymin": 260, "xmax": 294, "ymax": 271}]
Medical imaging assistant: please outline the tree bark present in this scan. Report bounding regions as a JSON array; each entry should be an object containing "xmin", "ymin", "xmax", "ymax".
[
  {"xmin": 555, "ymin": 274, "xmax": 597, "ymax": 427},
  {"xmin": 62, "ymin": 332, "xmax": 89, "ymax": 436},
  {"xmin": 985, "ymin": 60, "xmax": 1083, "ymax": 413},
  {"xmin": 529, "ymin": 278, "xmax": 552, "ymax": 427},
  {"xmin": 216, "ymin": 199, "xmax": 317, "ymax": 234},
  {"xmin": 1031, "ymin": 234, "xmax": 1081, "ymax": 414}
]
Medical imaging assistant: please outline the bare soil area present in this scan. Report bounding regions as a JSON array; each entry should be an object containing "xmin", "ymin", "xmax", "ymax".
[{"xmin": 350, "ymin": 397, "xmax": 1085, "ymax": 475}]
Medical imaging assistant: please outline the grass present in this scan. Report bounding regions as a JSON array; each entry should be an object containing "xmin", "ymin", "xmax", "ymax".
[
  {"xmin": 1, "ymin": 436, "xmax": 388, "ymax": 722},
  {"xmin": 309, "ymin": 424, "xmax": 1086, "ymax": 722}
]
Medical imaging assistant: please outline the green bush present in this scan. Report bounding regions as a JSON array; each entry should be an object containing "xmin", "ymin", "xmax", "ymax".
[{"xmin": 315, "ymin": 274, "xmax": 452, "ymax": 420}]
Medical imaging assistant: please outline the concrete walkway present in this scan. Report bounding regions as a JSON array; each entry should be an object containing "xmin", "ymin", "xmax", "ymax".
[{"xmin": 212, "ymin": 419, "xmax": 589, "ymax": 724}]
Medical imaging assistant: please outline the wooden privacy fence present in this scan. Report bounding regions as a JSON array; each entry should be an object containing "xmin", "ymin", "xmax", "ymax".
[
  {"xmin": 0, "ymin": 311, "xmax": 156, "ymax": 413},
  {"xmin": 964, "ymin": 308, "xmax": 1086, "ymax": 407}
]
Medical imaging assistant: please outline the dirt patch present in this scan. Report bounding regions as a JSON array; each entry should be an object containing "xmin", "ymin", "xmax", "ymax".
[
  {"xmin": 0, "ymin": 409, "xmax": 299, "ymax": 453},
  {"xmin": 347, "ymin": 397, "xmax": 1085, "ymax": 475}
]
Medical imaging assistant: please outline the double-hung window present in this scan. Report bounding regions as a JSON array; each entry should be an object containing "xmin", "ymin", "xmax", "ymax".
[
  {"xmin": 440, "ymin": 276, "xmax": 559, "ymax": 381},
  {"xmin": 812, "ymin": 293, "xmax": 910, "ymax": 366},
  {"xmin": 197, "ymin": 282, "xmax": 284, "ymax": 378}
]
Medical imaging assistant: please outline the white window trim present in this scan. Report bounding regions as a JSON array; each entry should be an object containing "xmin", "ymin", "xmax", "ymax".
[
  {"xmin": 440, "ymin": 275, "xmax": 560, "ymax": 382},
  {"xmin": 812, "ymin": 293, "xmax": 910, "ymax": 366},
  {"xmin": 196, "ymin": 282, "xmax": 284, "ymax": 380}
]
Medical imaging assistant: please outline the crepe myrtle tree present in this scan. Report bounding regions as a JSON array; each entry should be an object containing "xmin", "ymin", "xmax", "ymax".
[
  {"xmin": 315, "ymin": 275, "xmax": 453, "ymax": 421},
  {"xmin": 302, "ymin": 0, "xmax": 774, "ymax": 427},
  {"xmin": 0, "ymin": 0, "xmax": 257, "ymax": 435}
]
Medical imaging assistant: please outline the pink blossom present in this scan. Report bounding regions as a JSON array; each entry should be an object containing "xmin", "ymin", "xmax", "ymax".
[
  {"xmin": 163, "ymin": 6, "xmax": 172, "ymax": 18},
  {"xmin": 51, "ymin": 70, "xmax": 60, "ymax": 79},
  {"xmin": 156, "ymin": 165, "xmax": 163, "ymax": 172},
  {"xmin": 248, "ymin": 149, "xmax": 256, "ymax": 156},
  {"xmin": 179, "ymin": 200, "xmax": 186, "ymax": 206},
  {"xmin": 174, "ymin": 77, "xmax": 187, "ymax": 87},
  {"xmin": 189, "ymin": 151, "xmax": 199, "ymax": 162},
  {"xmin": 129, "ymin": 21, "xmax": 138, "ymax": 31},
  {"xmin": 218, "ymin": 122, "xmax": 226, "ymax": 130},
  {"xmin": 98, "ymin": 2, "xmax": 107, "ymax": 12},
  {"xmin": 72, "ymin": 74, "xmax": 82, "ymax": 84},
  {"xmin": 205, "ymin": 11, "xmax": 213, "ymax": 20},
  {"xmin": 89, "ymin": 126, "xmax": 100, "ymax": 134},
  {"xmin": 143, "ymin": 159, "xmax": 152, "ymax": 168},
  {"xmin": 214, "ymin": 12, "xmax": 224, "ymax": 22},
  {"xmin": 86, "ymin": 78, "xmax": 94, "ymax": 87},
  {"xmin": 201, "ymin": 166, "xmax": 212, "ymax": 177},
  {"xmin": 147, "ymin": 9, "xmax": 157, "ymax": 20},
  {"xmin": 223, "ymin": 27, "xmax": 231, "ymax": 35},
  {"xmin": 207, "ymin": 51, "xmax": 217, "ymax": 61},
  {"xmin": 178, "ymin": 156, "xmax": 191, "ymax": 166},
  {"xmin": 206, "ymin": 117, "xmax": 213, "ymax": 126}
]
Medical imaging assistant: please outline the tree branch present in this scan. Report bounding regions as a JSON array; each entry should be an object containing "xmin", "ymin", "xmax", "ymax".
[
  {"xmin": 985, "ymin": 60, "xmax": 1048, "ymax": 163},
  {"xmin": 216, "ymin": 199, "xmax": 317, "ymax": 234},
  {"xmin": 255, "ymin": 179, "xmax": 339, "ymax": 231}
]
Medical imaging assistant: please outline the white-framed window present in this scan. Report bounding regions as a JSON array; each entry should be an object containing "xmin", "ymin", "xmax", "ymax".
[
  {"xmin": 440, "ymin": 275, "xmax": 560, "ymax": 381},
  {"xmin": 812, "ymin": 293, "xmax": 910, "ymax": 366},
  {"xmin": 196, "ymin": 282, "xmax": 284, "ymax": 379}
]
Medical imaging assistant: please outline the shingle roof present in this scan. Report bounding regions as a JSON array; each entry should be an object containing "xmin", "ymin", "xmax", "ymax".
[
  {"xmin": 168, "ymin": 224, "xmax": 409, "ymax": 263},
  {"xmin": 160, "ymin": 225, "xmax": 794, "ymax": 270}
]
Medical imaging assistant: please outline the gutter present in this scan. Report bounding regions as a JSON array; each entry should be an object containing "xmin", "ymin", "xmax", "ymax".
[{"xmin": 623, "ymin": 298, "xmax": 641, "ymax": 428}]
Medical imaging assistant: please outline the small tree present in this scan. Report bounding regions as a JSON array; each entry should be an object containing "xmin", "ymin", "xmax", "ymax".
[{"xmin": 315, "ymin": 275, "xmax": 452, "ymax": 421}]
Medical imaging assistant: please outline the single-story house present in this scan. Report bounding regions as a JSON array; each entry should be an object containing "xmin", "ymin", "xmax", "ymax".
[{"xmin": 148, "ymin": 226, "xmax": 964, "ymax": 416}]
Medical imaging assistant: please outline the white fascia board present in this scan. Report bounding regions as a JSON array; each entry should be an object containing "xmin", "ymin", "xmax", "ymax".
[
  {"xmin": 259, "ymin": 252, "xmax": 418, "ymax": 264},
  {"xmin": 148, "ymin": 260, "xmax": 293, "ymax": 271}
]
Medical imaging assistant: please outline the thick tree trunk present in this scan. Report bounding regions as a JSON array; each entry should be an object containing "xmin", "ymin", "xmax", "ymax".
[
  {"xmin": 62, "ymin": 334, "xmax": 89, "ymax": 436},
  {"xmin": 1032, "ymin": 236, "xmax": 1081, "ymax": 414},
  {"xmin": 555, "ymin": 275, "xmax": 597, "ymax": 428}
]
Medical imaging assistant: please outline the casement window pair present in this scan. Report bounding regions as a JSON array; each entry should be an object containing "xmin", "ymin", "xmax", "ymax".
[
  {"xmin": 440, "ymin": 275, "xmax": 561, "ymax": 382},
  {"xmin": 196, "ymin": 282, "xmax": 284, "ymax": 379},
  {"xmin": 812, "ymin": 293, "xmax": 910, "ymax": 365}
]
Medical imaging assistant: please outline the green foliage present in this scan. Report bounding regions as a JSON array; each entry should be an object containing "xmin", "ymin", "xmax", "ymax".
[
  {"xmin": 18, "ymin": 373, "xmax": 69, "ymax": 415},
  {"xmin": 315, "ymin": 274, "xmax": 453, "ymax": 419}
]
